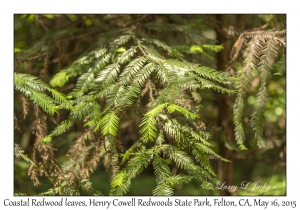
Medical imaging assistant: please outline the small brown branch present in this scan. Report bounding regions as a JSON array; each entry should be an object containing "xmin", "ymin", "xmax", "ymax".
[
  {"xmin": 14, "ymin": 112, "xmax": 21, "ymax": 132},
  {"xmin": 65, "ymin": 31, "xmax": 101, "ymax": 42},
  {"xmin": 16, "ymin": 52, "xmax": 51, "ymax": 63},
  {"xmin": 35, "ymin": 15, "xmax": 49, "ymax": 32},
  {"xmin": 148, "ymin": 80, "xmax": 155, "ymax": 102},
  {"xmin": 137, "ymin": 39, "xmax": 148, "ymax": 56}
]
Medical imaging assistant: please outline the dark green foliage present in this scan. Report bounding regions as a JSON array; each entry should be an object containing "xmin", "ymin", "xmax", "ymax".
[
  {"xmin": 15, "ymin": 73, "xmax": 65, "ymax": 115},
  {"xmin": 233, "ymin": 96, "xmax": 246, "ymax": 148}
]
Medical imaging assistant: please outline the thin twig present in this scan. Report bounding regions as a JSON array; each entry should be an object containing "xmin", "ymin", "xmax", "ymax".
[
  {"xmin": 36, "ymin": 15, "xmax": 49, "ymax": 32},
  {"xmin": 16, "ymin": 52, "xmax": 51, "ymax": 63},
  {"xmin": 137, "ymin": 39, "xmax": 148, "ymax": 56}
]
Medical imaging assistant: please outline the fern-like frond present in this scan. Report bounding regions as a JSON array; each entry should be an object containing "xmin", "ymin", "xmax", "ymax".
[
  {"xmin": 195, "ymin": 129, "xmax": 211, "ymax": 142},
  {"xmin": 84, "ymin": 103, "xmax": 103, "ymax": 128},
  {"xmin": 196, "ymin": 76, "xmax": 235, "ymax": 94},
  {"xmin": 41, "ymin": 120, "xmax": 74, "ymax": 143},
  {"xmin": 101, "ymin": 135, "xmax": 120, "ymax": 177},
  {"xmin": 51, "ymin": 49, "xmax": 109, "ymax": 88},
  {"xmin": 63, "ymin": 55, "xmax": 94, "ymax": 78},
  {"xmin": 71, "ymin": 70, "xmax": 96, "ymax": 97},
  {"xmin": 125, "ymin": 152, "xmax": 152, "ymax": 179},
  {"xmin": 119, "ymin": 56, "xmax": 147, "ymax": 85},
  {"xmin": 87, "ymin": 102, "xmax": 102, "ymax": 122},
  {"xmin": 94, "ymin": 63, "xmax": 120, "ymax": 88},
  {"xmin": 194, "ymin": 66, "xmax": 231, "ymax": 84},
  {"xmin": 143, "ymin": 38, "xmax": 173, "ymax": 53},
  {"xmin": 171, "ymin": 74, "xmax": 200, "ymax": 90},
  {"xmin": 155, "ymin": 130, "xmax": 165, "ymax": 146},
  {"xmin": 185, "ymin": 164, "xmax": 216, "ymax": 185},
  {"xmin": 148, "ymin": 87, "xmax": 181, "ymax": 109},
  {"xmin": 161, "ymin": 145, "xmax": 193, "ymax": 169},
  {"xmin": 146, "ymin": 103, "xmax": 169, "ymax": 117},
  {"xmin": 31, "ymin": 90, "xmax": 59, "ymax": 115},
  {"xmin": 238, "ymin": 35, "xmax": 262, "ymax": 91},
  {"xmin": 187, "ymin": 125, "xmax": 213, "ymax": 146},
  {"xmin": 152, "ymin": 183, "xmax": 173, "ymax": 196},
  {"xmin": 166, "ymin": 174, "xmax": 192, "ymax": 186},
  {"xmin": 116, "ymin": 46, "xmax": 138, "ymax": 64},
  {"xmin": 109, "ymin": 153, "xmax": 120, "ymax": 177},
  {"xmin": 93, "ymin": 83, "xmax": 120, "ymax": 101},
  {"xmin": 133, "ymin": 62, "xmax": 156, "ymax": 87},
  {"xmin": 274, "ymin": 56, "xmax": 286, "ymax": 76},
  {"xmin": 51, "ymin": 119, "xmax": 74, "ymax": 136},
  {"xmin": 163, "ymin": 119, "xmax": 213, "ymax": 148},
  {"xmin": 80, "ymin": 179, "xmax": 103, "ymax": 196},
  {"xmin": 111, "ymin": 152, "xmax": 152, "ymax": 195},
  {"xmin": 153, "ymin": 155, "xmax": 172, "ymax": 184},
  {"xmin": 250, "ymin": 82, "xmax": 268, "ymax": 148},
  {"xmin": 70, "ymin": 101, "xmax": 95, "ymax": 121},
  {"xmin": 87, "ymin": 53, "xmax": 112, "ymax": 89},
  {"xmin": 202, "ymin": 44, "xmax": 224, "ymax": 53},
  {"xmin": 142, "ymin": 45, "xmax": 166, "ymax": 64},
  {"xmin": 111, "ymin": 170, "xmax": 127, "ymax": 188},
  {"xmin": 194, "ymin": 142, "xmax": 229, "ymax": 162},
  {"xmin": 14, "ymin": 144, "xmax": 37, "ymax": 166},
  {"xmin": 121, "ymin": 140, "xmax": 145, "ymax": 164},
  {"xmin": 161, "ymin": 145, "xmax": 215, "ymax": 183},
  {"xmin": 140, "ymin": 115, "xmax": 157, "ymax": 142},
  {"xmin": 233, "ymin": 96, "xmax": 246, "ymax": 146},
  {"xmin": 140, "ymin": 103, "xmax": 170, "ymax": 142},
  {"xmin": 93, "ymin": 48, "xmax": 109, "ymax": 59},
  {"xmin": 167, "ymin": 104, "xmax": 199, "ymax": 119},
  {"xmin": 109, "ymin": 34, "xmax": 135, "ymax": 50},
  {"xmin": 106, "ymin": 85, "xmax": 140, "ymax": 106},
  {"xmin": 154, "ymin": 65, "xmax": 171, "ymax": 86},
  {"xmin": 163, "ymin": 120, "xmax": 186, "ymax": 143},
  {"xmin": 47, "ymin": 88, "xmax": 73, "ymax": 110},
  {"xmin": 258, "ymin": 39, "xmax": 278, "ymax": 81},
  {"xmin": 14, "ymin": 74, "xmax": 60, "ymax": 115},
  {"xmin": 190, "ymin": 44, "xmax": 222, "ymax": 60},
  {"xmin": 14, "ymin": 73, "xmax": 49, "ymax": 92},
  {"xmin": 49, "ymin": 71, "xmax": 69, "ymax": 88},
  {"xmin": 95, "ymin": 111, "xmax": 119, "ymax": 136},
  {"xmin": 191, "ymin": 147, "xmax": 216, "ymax": 176},
  {"xmin": 163, "ymin": 59, "xmax": 193, "ymax": 76},
  {"xmin": 232, "ymin": 30, "xmax": 285, "ymax": 148}
]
